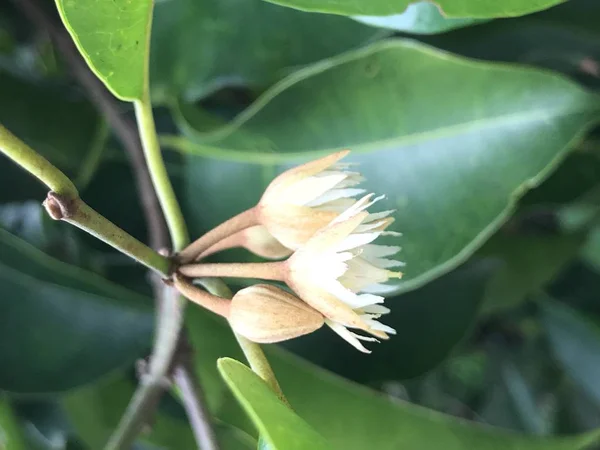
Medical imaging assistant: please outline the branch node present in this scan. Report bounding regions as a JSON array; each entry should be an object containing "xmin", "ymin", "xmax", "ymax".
[{"xmin": 43, "ymin": 191, "xmax": 78, "ymax": 220}]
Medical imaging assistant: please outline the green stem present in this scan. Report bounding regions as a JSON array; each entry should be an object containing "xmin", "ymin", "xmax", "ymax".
[
  {"xmin": 199, "ymin": 278, "xmax": 288, "ymax": 405},
  {"xmin": 0, "ymin": 124, "xmax": 77, "ymax": 196},
  {"xmin": 0, "ymin": 124, "xmax": 169, "ymax": 276},
  {"xmin": 134, "ymin": 92, "xmax": 188, "ymax": 252},
  {"xmin": 106, "ymin": 8, "xmax": 192, "ymax": 450},
  {"xmin": 45, "ymin": 193, "xmax": 170, "ymax": 276}
]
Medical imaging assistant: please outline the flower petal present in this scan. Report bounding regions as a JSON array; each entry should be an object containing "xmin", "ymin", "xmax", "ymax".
[{"xmin": 326, "ymin": 320, "xmax": 372, "ymax": 353}]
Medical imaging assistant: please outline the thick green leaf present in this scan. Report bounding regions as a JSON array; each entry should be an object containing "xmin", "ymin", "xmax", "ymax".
[
  {"xmin": 54, "ymin": 0, "xmax": 152, "ymax": 100},
  {"xmin": 218, "ymin": 358, "xmax": 330, "ymax": 450},
  {"xmin": 64, "ymin": 371, "xmax": 256, "ymax": 450},
  {"xmin": 260, "ymin": 0, "xmax": 565, "ymax": 18},
  {"xmin": 582, "ymin": 227, "xmax": 600, "ymax": 271},
  {"xmin": 170, "ymin": 39, "xmax": 599, "ymax": 292},
  {"xmin": 150, "ymin": 0, "xmax": 383, "ymax": 103},
  {"xmin": 0, "ymin": 228, "xmax": 152, "ymax": 394},
  {"xmin": 353, "ymin": 2, "xmax": 485, "ymax": 35},
  {"xmin": 521, "ymin": 152, "xmax": 600, "ymax": 208},
  {"xmin": 420, "ymin": 0, "xmax": 600, "ymax": 88},
  {"xmin": 284, "ymin": 260, "xmax": 496, "ymax": 381},
  {"xmin": 479, "ymin": 231, "xmax": 585, "ymax": 314},
  {"xmin": 0, "ymin": 70, "xmax": 100, "ymax": 178},
  {"xmin": 0, "ymin": 398, "xmax": 26, "ymax": 450},
  {"xmin": 187, "ymin": 307, "xmax": 600, "ymax": 450},
  {"xmin": 542, "ymin": 300, "xmax": 600, "ymax": 405}
]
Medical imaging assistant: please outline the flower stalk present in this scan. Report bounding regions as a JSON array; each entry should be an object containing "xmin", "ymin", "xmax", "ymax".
[
  {"xmin": 177, "ymin": 208, "xmax": 258, "ymax": 263},
  {"xmin": 180, "ymin": 261, "xmax": 286, "ymax": 281}
]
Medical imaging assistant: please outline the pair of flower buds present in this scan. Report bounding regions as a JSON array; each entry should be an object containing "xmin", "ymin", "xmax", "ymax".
[{"xmin": 174, "ymin": 151, "xmax": 403, "ymax": 353}]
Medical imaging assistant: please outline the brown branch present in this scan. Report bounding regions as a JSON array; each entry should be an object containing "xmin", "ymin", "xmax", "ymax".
[
  {"xmin": 14, "ymin": 1, "xmax": 220, "ymax": 449},
  {"xmin": 14, "ymin": 0, "xmax": 168, "ymax": 250},
  {"xmin": 173, "ymin": 342, "xmax": 220, "ymax": 450}
]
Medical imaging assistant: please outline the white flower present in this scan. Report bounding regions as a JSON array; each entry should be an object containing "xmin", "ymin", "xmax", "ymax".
[
  {"xmin": 285, "ymin": 194, "xmax": 403, "ymax": 353},
  {"xmin": 179, "ymin": 150, "xmax": 367, "ymax": 263},
  {"xmin": 258, "ymin": 150, "xmax": 366, "ymax": 250}
]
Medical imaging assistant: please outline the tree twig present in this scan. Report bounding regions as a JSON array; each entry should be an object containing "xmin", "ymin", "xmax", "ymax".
[
  {"xmin": 173, "ymin": 344, "xmax": 220, "ymax": 450},
  {"xmin": 14, "ymin": 0, "xmax": 168, "ymax": 250},
  {"xmin": 14, "ymin": 2, "xmax": 221, "ymax": 449}
]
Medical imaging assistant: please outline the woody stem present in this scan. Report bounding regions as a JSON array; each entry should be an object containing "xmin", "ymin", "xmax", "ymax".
[{"xmin": 177, "ymin": 208, "xmax": 259, "ymax": 263}]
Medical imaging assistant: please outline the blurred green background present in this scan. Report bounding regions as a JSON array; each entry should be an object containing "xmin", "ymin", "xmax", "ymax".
[{"xmin": 1, "ymin": 0, "xmax": 600, "ymax": 448}]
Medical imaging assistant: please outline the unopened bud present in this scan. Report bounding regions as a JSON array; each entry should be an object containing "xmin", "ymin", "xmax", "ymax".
[{"xmin": 229, "ymin": 284, "xmax": 324, "ymax": 343}]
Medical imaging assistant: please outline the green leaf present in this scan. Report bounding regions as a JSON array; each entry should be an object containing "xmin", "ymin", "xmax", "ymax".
[
  {"xmin": 259, "ymin": 0, "xmax": 566, "ymax": 18},
  {"xmin": 54, "ymin": 0, "xmax": 152, "ymax": 100},
  {"xmin": 582, "ymin": 227, "xmax": 600, "ymax": 271},
  {"xmin": 420, "ymin": 0, "xmax": 600, "ymax": 88},
  {"xmin": 150, "ymin": 0, "xmax": 383, "ymax": 103},
  {"xmin": 217, "ymin": 358, "xmax": 330, "ymax": 450},
  {"xmin": 0, "ymin": 228, "xmax": 153, "ymax": 394},
  {"xmin": 170, "ymin": 40, "xmax": 599, "ymax": 292},
  {"xmin": 352, "ymin": 2, "xmax": 486, "ymax": 35},
  {"xmin": 542, "ymin": 299, "xmax": 600, "ymax": 405},
  {"xmin": 187, "ymin": 307, "xmax": 600, "ymax": 450},
  {"xmin": 0, "ymin": 70, "xmax": 100, "ymax": 177},
  {"xmin": 0, "ymin": 397, "xmax": 27, "ymax": 450},
  {"xmin": 521, "ymin": 152, "xmax": 600, "ymax": 208},
  {"xmin": 64, "ymin": 371, "xmax": 256, "ymax": 450},
  {"xmin": 479, "ymin": 231, "xmax": 585, "ymax": 314}
]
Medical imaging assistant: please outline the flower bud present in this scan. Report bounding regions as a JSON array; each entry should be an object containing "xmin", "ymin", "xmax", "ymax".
[
  {"xmin": 257, "ymin": 150, "xmax": 366, "ymax": 250},
  {"xmin": 229, "ymin": 284, "xmax": 324, "ymax": 343}
]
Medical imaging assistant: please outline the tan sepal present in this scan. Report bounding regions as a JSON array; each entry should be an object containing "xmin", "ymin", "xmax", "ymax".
[
  {"xmin": 242, "ymin": 226, "xmax": 293, "ymax": 259},
  {"xmin": 229, "ymin": 284, "xmax": 325, "ymax": 344},
  {"xmin": 261, "ymin": 150, "xmax": 350, "ymax": 202},
  {"xmin": 258, "ymin": 203, "xmax": 339, "ymax": 250}
]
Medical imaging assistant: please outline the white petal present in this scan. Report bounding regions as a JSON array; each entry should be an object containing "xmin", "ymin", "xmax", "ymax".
[
  {"xmin": 306, "ymin": 188, "xmax": 366, "ymax": 207},
  {"xmin": 355, "ymin": 219, "xmax": 390, "ymax": 233},
  {"xmin": 361, "ymin": 283, "xmax": 399, "ymax": 294},
  {"xmin": 361, "ymin": 304, "xmax": 390, "ymax": 315},
  {"xmin": 313, "ymin": 197, "xmax": 356, "ymax": 213},
  {"xmin": 285, "ymin": 173, "xmax": 348, "ymax": 206},
  {"xmin": 323, "ymin": 279, "xmax": 362, "ymax": 306},
  {"xmin": 361, "ymin": 317, "xmax": 397, "ymax": 335},
  {"xmin": 363, "ymin": 210, "xmax": 395, "ymax": 223},
  {"xmin": 332, "ymin": 193, "xmax": 385, "ymax": 224},
  {"xmin": 334, "ymin": 232, "xmax": 380, "ymax": 252},
  {"xmin": 326, "ymin": 320, "xmax": 371, "ymax": 353},
  {"xmin": 361, "ymin": 244, "xmax": 401, "ymax": 258},
  {"xmin": 349, "ymin": 293, "xmax": 386, "ymax": 309}
]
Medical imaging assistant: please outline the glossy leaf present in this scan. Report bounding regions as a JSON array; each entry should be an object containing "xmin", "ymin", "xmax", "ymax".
[
  {"xmin": 150, "ymin": 0, "xmax": 383, "ymax": 102},
  {"xmin": 420, "ymin": 0, "xmax": 600, "ymax": 88},
  {"xmin": 54, "ymin": 0, "xmax": 152, "ymax": 100},
  {"xmin": 186, "ymin": 307, "xmax": 600, "ymax": 450},
  {"xmin": 170, "ymin": 40, "xmax": 599, "ymax": 292},
  {"xmin": 0, "ymin": 398, "xmax": 26, "ymax": 450},
  {"xmin": 0, "ymin": 228, "xmax": 152, "ymax": 394},
  {"xmin": 479, "ymin": 231, "xmax": 585, "ymax": 314},
  {"xmin": 260, "ymin": 0, "xmax": 566, "ymax": 18},
  {"xmin": 218, "ymin": 358, "xmax": 330, "ymax": 450},
  {"xmin": 542, "ymin": 299, "xmax": 600, "ymax": 404},
  {"xmin": 353, "ymin": 2, "xmax": 485, "ymax": 35},
  {"xmin": 64, "ymin": 372, "xmax": 256, "ymax": 450},
  {"xmin": 0, "ymin": 70, "xmax": 99, "ymax": 177}
]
